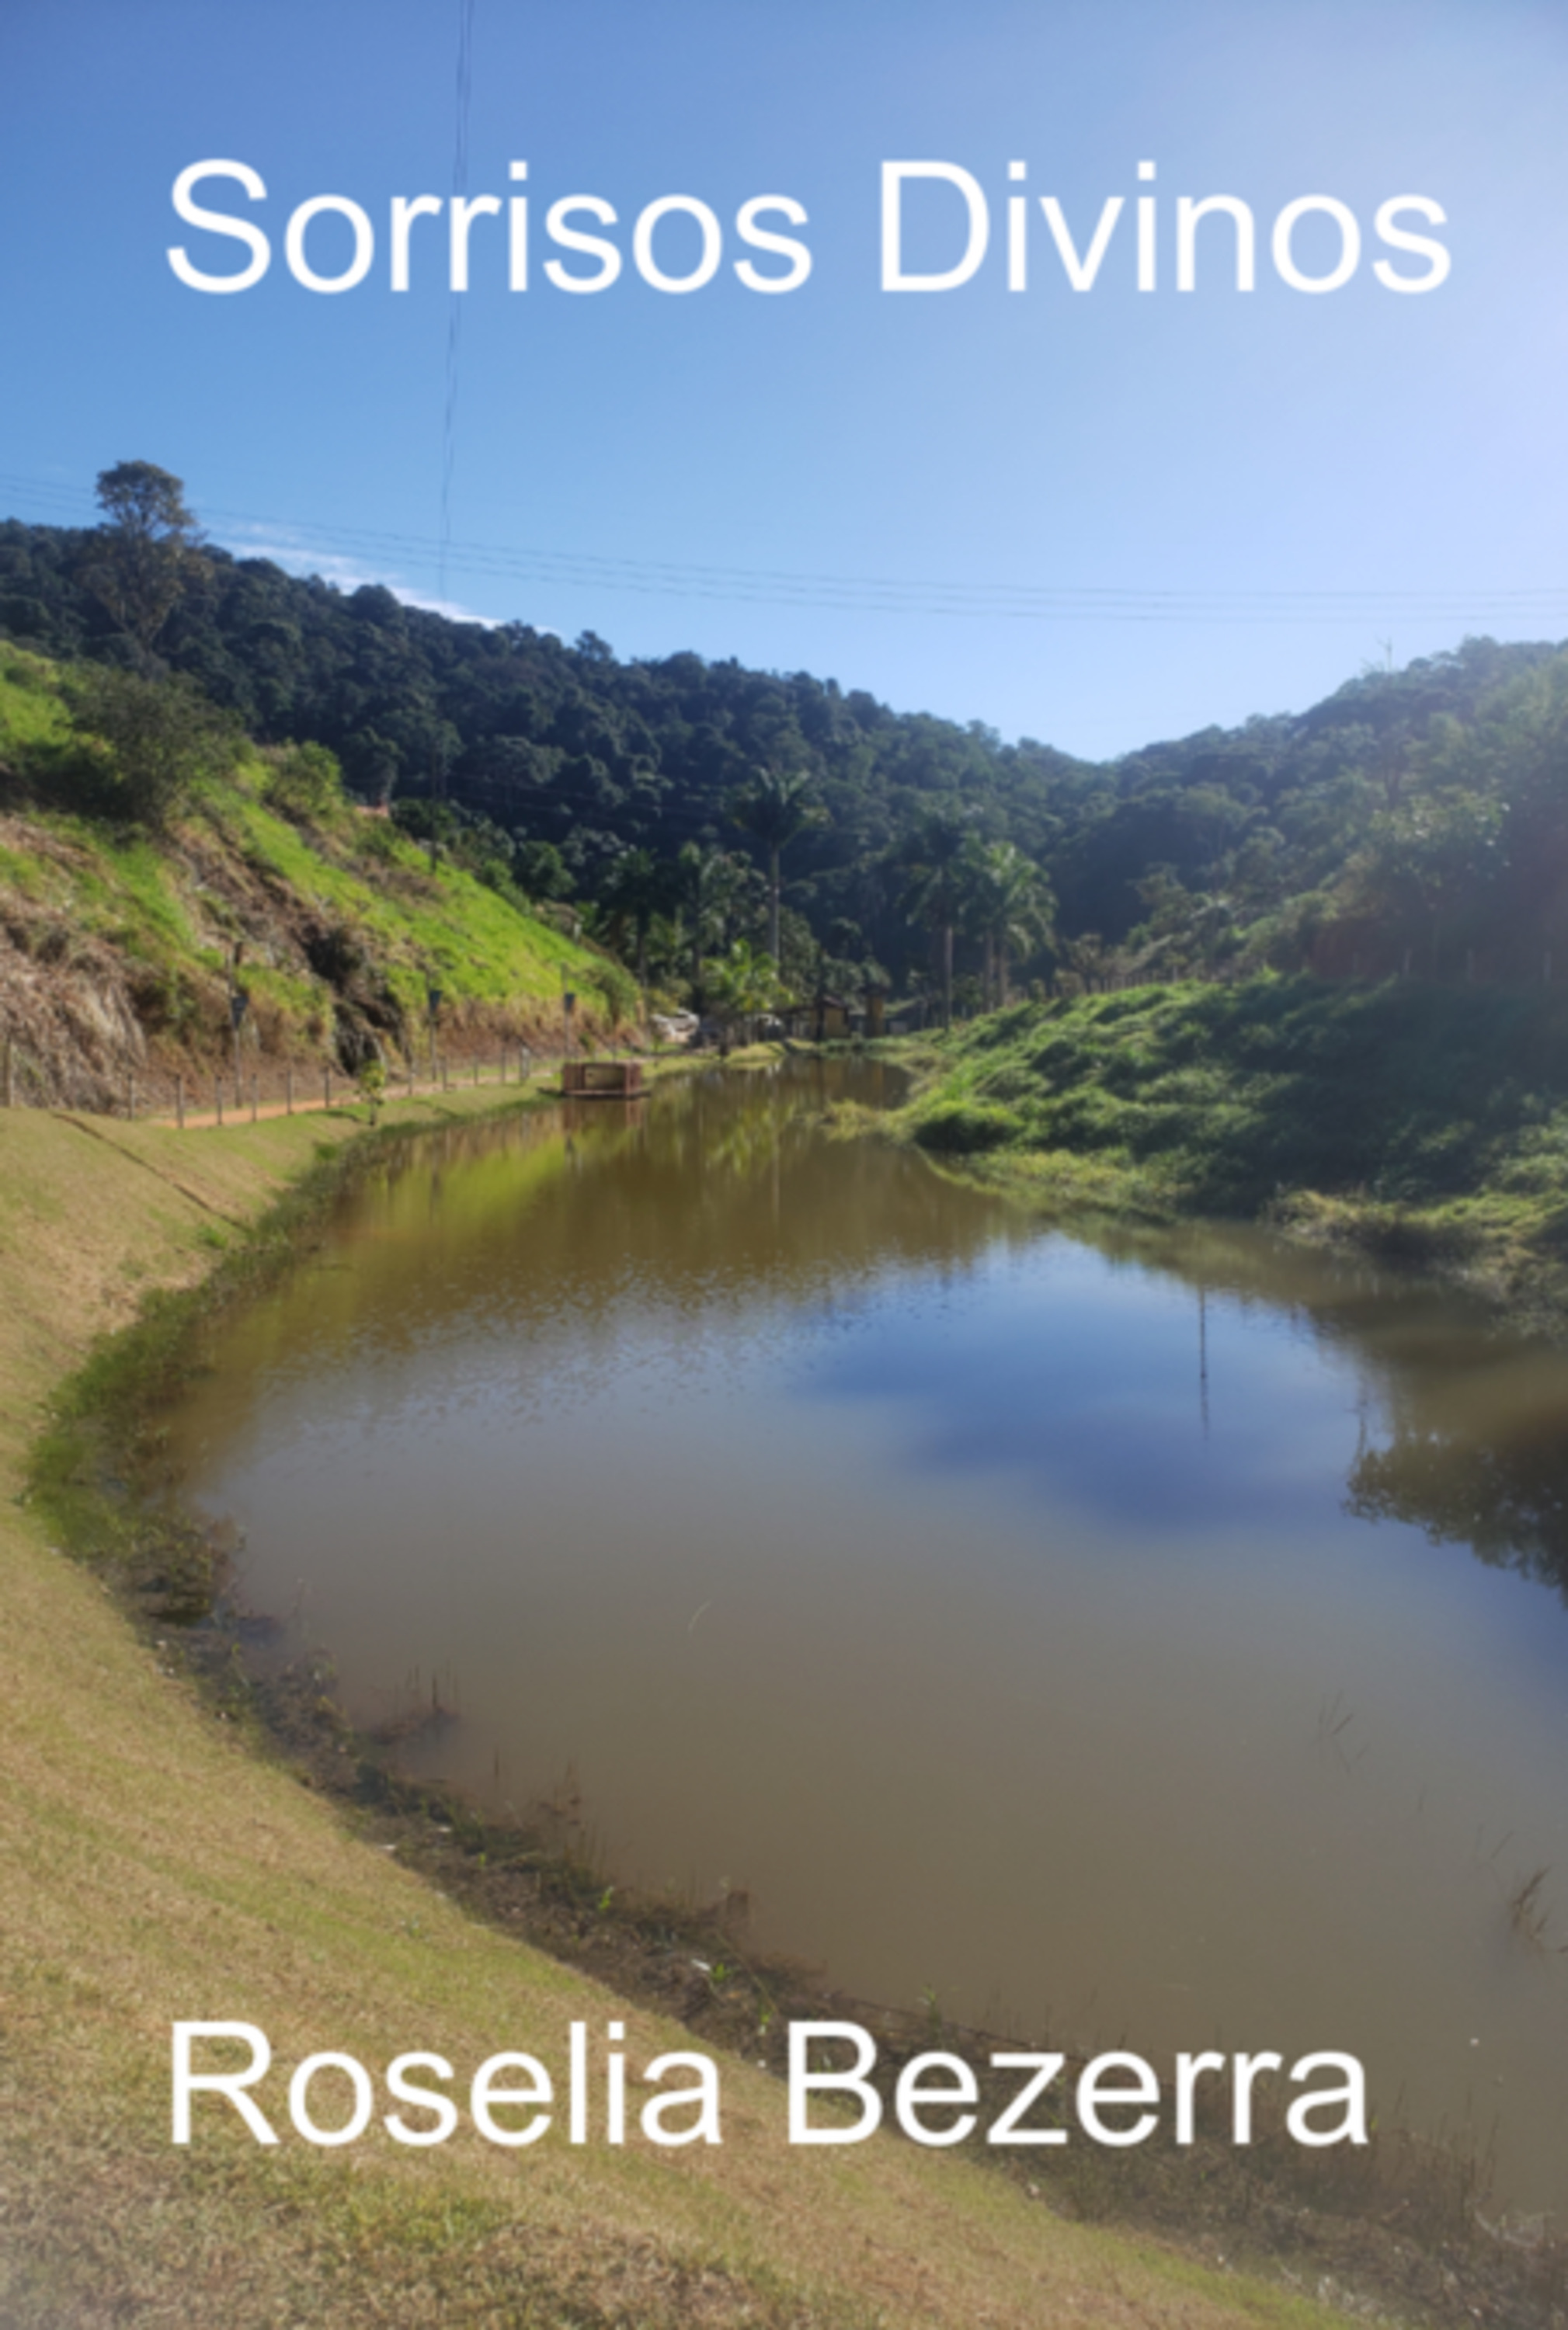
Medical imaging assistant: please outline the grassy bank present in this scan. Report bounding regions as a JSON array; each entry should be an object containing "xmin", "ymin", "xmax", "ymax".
[
  {"xmin": 893, "ymin": 976, "xmax": 1568, "ymax": 1327},
  {"xmin": 0, "ymin": 643, "xmax": 621, "ymax": 1111},
  {"xmin": 0, "ymin": 1082, "xmax": 1360, "ymax": 2329}
]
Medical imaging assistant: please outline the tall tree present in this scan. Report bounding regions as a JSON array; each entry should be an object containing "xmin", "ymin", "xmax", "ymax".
[
  {"xmin": 676, "ymin": 842, "xmax": 749, "ymax": 1011},
  {"xmin": 897, "ymin": 809, "xmax": 974, "ymax": 1030},
  {"xmin": 81, "ymin": 461, "xmax": 206, "ymax": 662},
  {"xmin": 968, "ymin": 840, "xmax": 1055, "ymax": 1007},
  {"xmin": 728, "ymin": 765, "xmax": 826, "ymax": 963},
  {"xmin": 596, "ymin": 846, "xmax": 672, "ymax": 990}
]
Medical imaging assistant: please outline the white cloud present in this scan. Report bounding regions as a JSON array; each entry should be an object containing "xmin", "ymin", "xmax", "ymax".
[{"xmin": 223, "ymin": 529, "xmax": 499, "ymax": 628}]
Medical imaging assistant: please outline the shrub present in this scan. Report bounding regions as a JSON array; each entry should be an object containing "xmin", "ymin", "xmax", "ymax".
[
  {"xmin": 61, "ymin": 665, "xmax": 241, "ymax": 829},
  {"xmin": 911, "ymin": 1099, "xmax": 1020, "ymax": 1154},
  {"xmin": 585, "ymin": 957, "xmax": 639, "ymax": 1024},
  {"xmin": 262, "ymin": 739, "xmax": 344, "ymax": 821}
]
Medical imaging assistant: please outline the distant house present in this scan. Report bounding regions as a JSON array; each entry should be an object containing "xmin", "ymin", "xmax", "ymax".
[
  {"xmin": 882, "ymin": 995, "xmax": 928, "ymax": 1032},
  {"xmin": 780, "ymin": 991, "xmax": 854, "ymax": 1042}
]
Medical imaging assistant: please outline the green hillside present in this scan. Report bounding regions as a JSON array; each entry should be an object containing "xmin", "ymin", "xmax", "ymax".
[
  {"xmin": 0, "ymin": 644, "xmax": 619, "ymax": 1108},
  {"xmin": 9, "ymin": 487, "xmax": 1567, "ymax": 1009},
  {"xmin": 897, "ymin": 975, "xmax": 1568, "ymax": 1323}
]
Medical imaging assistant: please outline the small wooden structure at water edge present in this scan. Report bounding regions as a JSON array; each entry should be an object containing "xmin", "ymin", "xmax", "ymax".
[
  {"xmin": 561, "ymin": 1058, "xmax": 645, "ymax": 1099},
  {"xmin": 778, "ymin": 990, "xmax": 855, "ymax": 1042}
]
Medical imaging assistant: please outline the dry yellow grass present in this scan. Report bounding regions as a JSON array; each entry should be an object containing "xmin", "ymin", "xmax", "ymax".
[{"xmin": 0, "ymin": 1088, "xmax": 1352, "ymax": 2328}]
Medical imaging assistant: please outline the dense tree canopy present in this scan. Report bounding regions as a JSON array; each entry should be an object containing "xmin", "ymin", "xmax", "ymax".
[{"xmin": 3, "ymin": 485, "xmax": 1566, "ymax": 1002}]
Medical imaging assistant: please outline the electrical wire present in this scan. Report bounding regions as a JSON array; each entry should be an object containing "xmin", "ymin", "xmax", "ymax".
[
  {"xmin": 440, "ymin": 0, "xmax": 477, "ymax": 604},
  {"xmin": 5, "ymin": 467, "xmax": 1568, "ymax": 630}
]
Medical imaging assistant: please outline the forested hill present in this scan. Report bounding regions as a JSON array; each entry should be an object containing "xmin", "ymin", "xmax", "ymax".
[{"xmin": 4, "ymin": 505, "xmax": 1566, "ymax": 996}]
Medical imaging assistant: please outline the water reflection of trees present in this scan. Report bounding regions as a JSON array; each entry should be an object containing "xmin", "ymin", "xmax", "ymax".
[
  {"xmin": 235, "ymin": 1061, "xmax": 1012, "ymax": 1372},
  {"xmin": 530, "ymin": 1062, "xmax": 1009, "ymax": 1305},
  {"xmin": 1083, "ymin": 1215, "xmax": 1568, "ymax": 1601},
  {"xmin": 1347, "ymin": 1427, "xmax": 1568, "ymax": 1599},
  {"xmin": 543, "ymin": 1092, "xmax": 1568, "ymax": 1599},
  {"xmin": 210, "ymin": 1064, "xmax": 1568, "ymax": 1596}
]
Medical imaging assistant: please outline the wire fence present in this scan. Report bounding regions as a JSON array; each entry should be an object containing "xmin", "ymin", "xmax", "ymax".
[
  {"xmin": 10, "ymin": 944, "xmax": 1556, "ymax": 1125},
  {"xmin": 0, "ymin": 1039, "xmax": 588, "ymax": 1128}
]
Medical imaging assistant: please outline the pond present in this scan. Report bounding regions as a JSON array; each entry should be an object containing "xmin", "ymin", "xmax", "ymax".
[{"xmin": 167, "ymin": 1057, "xmax": 1568, "ymax": 2213}]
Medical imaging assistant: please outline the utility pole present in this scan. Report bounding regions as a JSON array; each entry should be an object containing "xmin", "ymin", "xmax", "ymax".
[
  {"xmin": 227, "ymin": 947, "xmax": 249, "ymax": 1094},
  {"xmin": 427, "ymin": 729, "xmax": 455, "ymax": 871}
]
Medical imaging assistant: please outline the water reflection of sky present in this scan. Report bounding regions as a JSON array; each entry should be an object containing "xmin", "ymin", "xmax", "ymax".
[
  {"xmin": 791, "ymin": 1229, "xmax": 1568, "ymax": 1702},
  {"xmin": 795, "ymin": 1236, "xmax": 1363, "ymax": 1537},
  {"xmin": 171, "ymin": 1080, "xmax": 1568, "ymax": 2211}
]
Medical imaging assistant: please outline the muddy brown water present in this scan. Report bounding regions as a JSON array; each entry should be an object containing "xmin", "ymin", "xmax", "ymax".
[{"xmin": 167, "ymin": 1058, "xmax": 1568, "ymax": 2213}]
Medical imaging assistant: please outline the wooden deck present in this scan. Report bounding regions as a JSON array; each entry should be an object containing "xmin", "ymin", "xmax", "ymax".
[{"xmin": 561, "ymin": 1059, "xmax": 645, "ymax": 1098}]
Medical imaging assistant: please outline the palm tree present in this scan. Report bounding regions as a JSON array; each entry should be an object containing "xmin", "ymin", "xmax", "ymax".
[
  {"xmin": 704, "ymin": 937, "xmax": 785, "ymax": 1045},
  {"xmin": 676, "ymin": 843, "xmax": 749, "ymax": 1012},
  {"xmin": 597, "ymin": 847, "xmax": 670, "ymax": 991},
  {"xmin": 896, "ymin": 809, "xmax": 974, "ymax": 1030},
  {"xmin": 968, "ymin": 840, "xmax": 1055, "ymax": 1007},
  {"xmin": 728, "ymin": 767, "xmax": 826, "ymax": 964}
]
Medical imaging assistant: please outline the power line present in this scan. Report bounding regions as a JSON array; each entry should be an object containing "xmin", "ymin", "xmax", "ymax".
[
  {"xmin": 205, "ymin": 517, "xmax": 1568, "ymax": 626},
  {"xmin": 439, "ymin": 0, "xmax": 478, "ymax": 603},
  {"xmin": 204, "ymin": 500, "xmax": 1568, "ymax": 620},
  {"xmin": 5, "ymin": 468, "xmax": 1568, "ymax": 630}
]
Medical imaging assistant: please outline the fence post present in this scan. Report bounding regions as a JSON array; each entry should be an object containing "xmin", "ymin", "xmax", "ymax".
[
  {"xmin": 251, "ymin": 1073, "xmax": 259, "ymax": 1123},
  {"xmin": 2, "ymin": 1035, "xmax": 11, "ymax": 1108},
  {"xmin": 324, "ymin": 1067, "xmax": 332, "ymax": 1111},
  {"xmin": 127, "ymin": 1071, "xmax": 135, "ymax": 1121},
  {"xmin": 176, "ymin": 1073, "xmax": 185, "ymax": 1131},
  {"xmin": 286, "ymin": 1066, "xmax": 294, "ymax": 1115},
  {"xmin": 216, "ymin": 1079, "xmax": 224, "ymax": 1127}
]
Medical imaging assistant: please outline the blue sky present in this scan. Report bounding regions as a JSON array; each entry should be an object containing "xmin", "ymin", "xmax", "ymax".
[{"xmin": 3, "ymin": 0, "xmax": 1567, "ymax": 757}]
